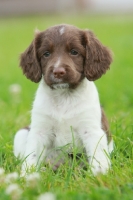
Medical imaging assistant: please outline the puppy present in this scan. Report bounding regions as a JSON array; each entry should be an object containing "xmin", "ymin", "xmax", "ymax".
[{"xmin": 14, "ymin": 24, "xmax": 113, "ymax": 176}]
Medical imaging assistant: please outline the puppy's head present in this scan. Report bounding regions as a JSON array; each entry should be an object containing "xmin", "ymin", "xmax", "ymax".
[{"xmin": 20, "ymin": 24, "xmax": 113, "ymax": 89}]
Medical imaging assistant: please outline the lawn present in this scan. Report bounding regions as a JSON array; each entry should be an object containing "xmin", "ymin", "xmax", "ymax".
[{"xmin": 0, "ymin": 14, "xmax": 133, "ymax": 199}]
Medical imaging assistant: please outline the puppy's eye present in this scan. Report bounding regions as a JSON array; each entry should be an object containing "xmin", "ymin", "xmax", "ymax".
[
  {"xmin": 43, "ymin": 51, "xmax": 51, "ymax": 57},
  {"xmin": 70, "ymin": 49, "xmax": 78, "ymax": 56}
]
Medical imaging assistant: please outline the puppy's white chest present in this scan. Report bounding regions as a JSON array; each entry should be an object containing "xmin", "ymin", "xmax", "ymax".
[{"xmin": 51, "ymin": 118, "xmax": 83, "ymax": 152}]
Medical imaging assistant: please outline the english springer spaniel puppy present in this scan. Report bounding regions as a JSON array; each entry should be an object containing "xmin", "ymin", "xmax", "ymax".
[{"xmin": 14, "ymin": 24, "xmax": 113, "ymax": 176}]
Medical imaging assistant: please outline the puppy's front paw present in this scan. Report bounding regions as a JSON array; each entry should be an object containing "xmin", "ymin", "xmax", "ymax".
[
  {"xmin": 90, "ymin": 157, "xmax": 111, "ymax": 176},
  {"xmin": 20, "ymin": 164, "xmax": 36, "ymax": 177},
  {"xmin": 20, "ymin": 169, "xmax": 27, "ymax": 177}
]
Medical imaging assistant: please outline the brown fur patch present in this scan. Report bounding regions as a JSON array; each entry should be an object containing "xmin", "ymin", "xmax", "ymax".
[
  {"xmin": 101, "ymin": 108, "xmax": 112, "ymax": 143},
  {"xmin": 84, "ymin": 30, "xmax": 113, "ymax": 81},
  {"xmin": 23, "ymin": 126, "xmax": 30, "ymax": 131}
]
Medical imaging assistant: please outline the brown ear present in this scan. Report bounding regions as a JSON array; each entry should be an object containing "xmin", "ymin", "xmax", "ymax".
[
  {"xmin": 84, "ymin": 30, "xmax": 113, "ymax": 81},
  {"xmin": 20, "ymin": 39, "xmax": 42, "ymax": 83}
]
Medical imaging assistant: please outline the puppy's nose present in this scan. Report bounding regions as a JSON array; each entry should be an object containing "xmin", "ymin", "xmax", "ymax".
[{"xmin": 53, "ymin": 67, "xmax": 66, "ymax": 79}]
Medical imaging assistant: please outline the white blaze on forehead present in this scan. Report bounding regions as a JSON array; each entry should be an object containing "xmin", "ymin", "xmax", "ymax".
[
  {"xmin": 59, "ymin": 26, "xmax": 65, "ymax": 35},
  {"xmin": 54, "ymin": 58, "xmax": 61, "ymax": 68}
]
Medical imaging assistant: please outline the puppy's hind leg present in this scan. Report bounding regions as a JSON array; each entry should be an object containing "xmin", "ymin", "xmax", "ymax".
[{"xmin": 14, "ymin": 127, "xmax": 30, "ymax": 159}]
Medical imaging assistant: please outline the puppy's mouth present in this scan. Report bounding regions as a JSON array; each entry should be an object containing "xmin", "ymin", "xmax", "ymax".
[
  {"xmin": 52, "ymin": 83, "xmax": 69, "ymax": 89},
  {"xmin": 49, "ymin": 74, "xmax": 69, "ymax": 89}
]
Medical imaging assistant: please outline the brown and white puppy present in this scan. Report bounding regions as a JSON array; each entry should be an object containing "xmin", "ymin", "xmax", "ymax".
[{"xmin": 14, "ymin": 24, "xmax": 113, "ymax": 176}]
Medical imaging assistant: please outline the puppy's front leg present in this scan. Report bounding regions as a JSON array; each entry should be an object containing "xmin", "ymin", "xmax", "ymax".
[
  {"xmin": 80, "ymin": 128, "xmax": 110, "ymax": 175},
  {"xmin": 21, "ymin": 130, "xmax": 49, "ymax": 176}
]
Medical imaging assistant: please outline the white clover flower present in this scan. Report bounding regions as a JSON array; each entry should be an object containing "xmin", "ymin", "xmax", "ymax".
[
  {"xmin": 9, "ymin": 84, "xmax": 22, "ymax": 103},
  {"xmin": 26, "ymin": 172, "xmax": 41, "ymax": 188},
  {"xmin": 37, "ymin": 192, "xmax": 56, "ymax": 200},
  {"xmin": 9, "ymin": 84, "xmax": 21, "ymax": 94},
  {"xmin": 0, "ymin": 167, "xmax": 5, "ymax": 176},
  {"xmin": 5, "ymin": 172, "xmax": 19, "ymax": 183},
  {"xmin": 5, "ymin": 183, "xmax": 22, "ymax": 200}
]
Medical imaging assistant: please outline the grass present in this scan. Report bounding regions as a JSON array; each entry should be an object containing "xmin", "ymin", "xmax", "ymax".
[{"xmin": 0, "ymin": 14, "xmax": 133, "ymax": 199}]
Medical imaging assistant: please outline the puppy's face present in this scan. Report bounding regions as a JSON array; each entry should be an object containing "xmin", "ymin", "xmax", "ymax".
[
  {"xmin": 20, "ymin": 24, "xmax": 113, "ymax": 89},
  {"xmin": 38, "ymin": 25, "xmax": 86, "ymax": 89}
]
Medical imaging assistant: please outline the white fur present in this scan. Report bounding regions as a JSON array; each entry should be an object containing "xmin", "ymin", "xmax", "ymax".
[
  {"xmin": 52, "ymin": 83, "xmax": 69, "ymax": 89},
  {"xmin": 14, "ymin": 129, "xmax": 28, "ymax": 158},
  {"xmin": 14, "ymin": 78, "xmax": 112, "ymax": 176},
  {"xmin": 54, "ymin": 58, "xmax": 61, "ymax": 68},
  {"xmin": 59, "ymin": 27, "xmax": 65, "ymax": 35}
]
